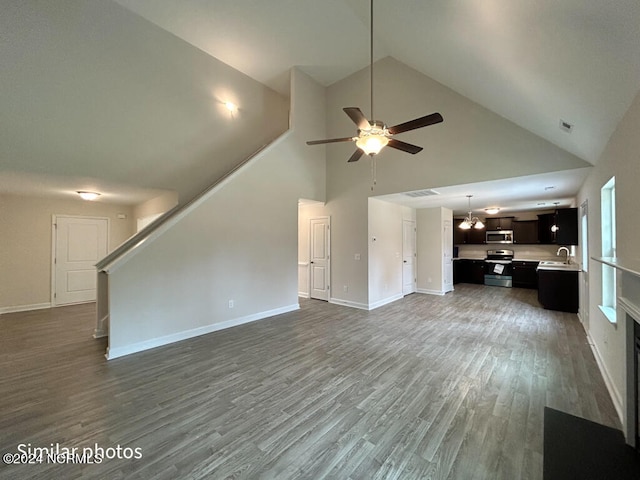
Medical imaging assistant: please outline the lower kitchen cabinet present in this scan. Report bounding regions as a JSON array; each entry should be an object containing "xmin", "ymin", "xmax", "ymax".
[
  {"xmin": 454, "ymin": 259, "xmax": 485, "ymax": 285},
  {"xmin": 512, "ymin": 261, "xmax": 539, "ymax": 289},
  {"xmin": 537, "ymin": 269, "xmax": 578, "ymax": 312}
]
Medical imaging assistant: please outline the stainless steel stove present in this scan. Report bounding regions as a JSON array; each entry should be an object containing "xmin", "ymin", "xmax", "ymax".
[{"xmin": 484, "ymin": 249, "xmax": 514, "ymax": 287}]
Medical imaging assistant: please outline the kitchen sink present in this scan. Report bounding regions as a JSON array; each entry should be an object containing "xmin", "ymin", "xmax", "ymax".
[{"xmin": 537, "ymin": 261, "xmax": 581, "ymax": 271}]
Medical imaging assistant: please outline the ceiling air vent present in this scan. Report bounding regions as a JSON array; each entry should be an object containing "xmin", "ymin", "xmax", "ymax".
[
  {"xmin": 559, "ymin": 119, "xmax": 573, "ymax": 133},
  {"xmin": 404, "ymin": 189, "xmax": 440, "ymax": 198}
]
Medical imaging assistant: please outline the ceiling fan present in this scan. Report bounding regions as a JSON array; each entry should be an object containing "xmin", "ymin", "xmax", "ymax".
[{"xmin": 306, "ymin": 0, "xmax": 443, "ymax": 163}]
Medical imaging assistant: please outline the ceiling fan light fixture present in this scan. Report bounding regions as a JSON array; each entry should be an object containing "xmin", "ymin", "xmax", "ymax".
[{"xmin": 356, "ymin": 133, "xmax": 389, "ymax": 155}]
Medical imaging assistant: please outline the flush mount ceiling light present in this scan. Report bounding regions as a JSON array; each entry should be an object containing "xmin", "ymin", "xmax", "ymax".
[
  {"xmin": 484, "ymin": 207, "xmax": 500, "ymax": 215},
  {"xmin": 459, "ymin": 195, "xmax": 485, "ymax": 230},
  {"xmin": 77, "ymin": 191, "xmax": 100, "ymax": 201}
]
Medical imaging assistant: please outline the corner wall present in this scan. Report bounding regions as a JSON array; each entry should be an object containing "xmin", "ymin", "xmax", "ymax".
[
  {"xmin": 106, "ymin": 68, "xmax": 326, "ymax": 358},
  {"xmin": 576, "ymin": 88, "xmax": 640, "ymax": 420}
]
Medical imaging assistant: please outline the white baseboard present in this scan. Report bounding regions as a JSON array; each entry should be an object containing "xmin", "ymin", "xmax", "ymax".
[
  {"xmin": 585, "ymin": 330, "xmax": 624, "ymax": 424},
  {"xmin": 368, "ymin": 293, "xmax": 404, "ymax": 310},
  {"xmin": 0, "ymin": 302, "xmax": 51, "ymax": 315},
  {"xmin": 106, "ymin": 303, "xmax": 300, "ymax": 360},
  {"xmin": 298, "ymin": 291, "xmax": 310, "ymax": 299},
  {"xmin": 417, "ymin": 288, "xmax": 446, "ymax": 296},
  {"xmin": 329, "ymin": 297, "xmax": 369, "ymax": 311}
]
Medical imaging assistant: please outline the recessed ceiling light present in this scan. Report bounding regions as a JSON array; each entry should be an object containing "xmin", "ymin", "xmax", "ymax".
[{"xmin": 77, "ymin": 191, "xmax": 100, "ymax": 201}]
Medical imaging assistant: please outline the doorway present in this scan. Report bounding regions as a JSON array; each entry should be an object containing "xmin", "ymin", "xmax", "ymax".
[
  {"xmin": 52, "ymin": 215, "xmax": 109, "ymax": 306},
  {"xmin": 403, "ymin": 219, "xmax": 417, "ymax": 295},
  {"xmin": 309, "ymin": 216, "xmax": 330, "ymax": 301}
]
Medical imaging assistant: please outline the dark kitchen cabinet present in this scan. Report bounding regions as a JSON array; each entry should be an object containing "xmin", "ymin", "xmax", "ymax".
[
  {"xmin": 537, "ymin": 213, "xmax": 556, "ymax": 244},
  {"xmin": 512, "ymin": 261, "xmax": 539, "ymax": 289},
  {"xmin": 469, "ymin": 260, "xmax": 486, "ymax": 284},
  {"xmin": 453, "ymin": 260, "xmax": 468, "ymax": 284},
  {"xmin": 485, "ymin": 217, "xmax": 514, "ymax": 231},
  {"xmin": 513, "ymin": 220, "xmax": 539, "ymax": 244},
  {"xmin": 555, "ymin": 208, "xmax": 579, "ymax": 245},
  {"xmin": 538, "ymin": 269, "xmax": 578, "ymax": 312},
  {"xmin": 453, "ymin": 259, "xmax": 485, "ymax": 284},
  {"xmin": 453, "ymin": 219, "xmax": 485, "ymax": 245}
]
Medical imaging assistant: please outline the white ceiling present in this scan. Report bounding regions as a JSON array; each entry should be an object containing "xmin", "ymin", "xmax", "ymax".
[
  {"xmin": 374, "ymin": 168, "xmax": 592, "ymax": 216},
  {"xmin": 3, "ymin": 1, "xmax": 640, "ymax": 210},
  {"xmin": 115, "ymin": 0, "xmax": 640, "ymax": 166}
]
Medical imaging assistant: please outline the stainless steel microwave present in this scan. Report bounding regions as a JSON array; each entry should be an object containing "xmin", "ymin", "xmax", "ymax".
[{"xmin": 486, "ymin": 230, "xmax": 514, "ymax": 244}]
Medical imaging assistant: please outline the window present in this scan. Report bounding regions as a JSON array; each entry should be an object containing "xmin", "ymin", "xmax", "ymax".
[{"xmin": 600, "ymin": 177, "xmax": 616, "ymax": 323}]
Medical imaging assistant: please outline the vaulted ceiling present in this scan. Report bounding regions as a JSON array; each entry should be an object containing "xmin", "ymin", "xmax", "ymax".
[
  {"xmin": 115, "ymin": 0, "xmax": 640, "ymax": 165},
  {"xmin": 2, "ymin": 1, "xmax": 640, "ymax": 206}
]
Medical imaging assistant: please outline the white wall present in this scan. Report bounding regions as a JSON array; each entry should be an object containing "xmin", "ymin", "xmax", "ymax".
[
  {"xmin": 324, "ymin": 57, "xmax": 591, "ymax": 308},
  {"xmin": 106, "ymin": 68, "xmax": 326, "ymax": 358},
  {"xmin": 416, "ymin": 207, "xmax": 453, "ymax": 295},
  {"xmin": 576, "ymin": 88, "xmax": 640, "ymax": 419},
  {"xmin": 367, "ymin": 198, "xmax": 414, "ymax": 309}
]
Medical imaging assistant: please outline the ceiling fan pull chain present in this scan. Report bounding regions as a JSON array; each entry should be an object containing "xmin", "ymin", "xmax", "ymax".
[{"xmin": 371, "ymin": 155, "xmax": 377, "ymax": 191}]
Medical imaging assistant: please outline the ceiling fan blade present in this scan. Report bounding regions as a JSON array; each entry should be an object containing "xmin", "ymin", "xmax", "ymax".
[
  {"xmin": 343, "ymin": 107, "xmax": 370, "ymax": 130},
  {"xmin": 306, "ymin": 137, "xmax": 354, "ymax": 145},
  {"xmin": 387, "ymin": 112, "xmax": 443, "ymax": 135},
  {"xmin": 347, "ymin": 149, "xmax": 365, "ymax": 163},
  {"xmin": 387, "ymin": 138, "xmax": 423, "ymax": 154}
]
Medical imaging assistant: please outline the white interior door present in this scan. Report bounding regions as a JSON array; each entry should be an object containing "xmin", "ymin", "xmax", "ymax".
[
  {"xmin": 443, "ymin": 219, "xmax": 453, "ymax": 292},
  {"xmin": 403, "ymin": 220, "xmax": 417, "ymax": 295},
  {"xmin": 54, "ymin": 216, "xmax": 108, "ymax": 305},
  {"xmin": 580, "ymin": 201, "xmax": 589, "ymax": 329},
  {"xmin": 309, "ymin": 217, "xmax": 330, "ymax": 301}
]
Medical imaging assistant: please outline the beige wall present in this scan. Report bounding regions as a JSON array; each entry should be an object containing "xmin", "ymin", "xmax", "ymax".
[
  {"xmin": 0, "ymin": 194, "xmax": 135, "ymax": 311},
  {"xmin": 416, "ymin": 207, "xmax": 453, "ymax": 295}
]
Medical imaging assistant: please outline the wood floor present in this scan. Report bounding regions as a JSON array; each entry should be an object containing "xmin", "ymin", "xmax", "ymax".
[{"xmin": 0, "ymin": 285, "xmax": 619, "ymax": 479}]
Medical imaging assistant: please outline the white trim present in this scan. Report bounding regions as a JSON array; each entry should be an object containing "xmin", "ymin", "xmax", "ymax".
[
  {"xmin": 585, "ymin": 330, "xmax": 624, "ymax": 425},
  {"xmin": 619, "ymin": 296, "xmax": 640, "ymax": 320},
  {"xmin": 0, "ymin": 302, "xmax": 51, "ymax": 315},
  {"xmin": 105, "ymin": 303, "xmax": 299, "ymax": 360},
  {"xmin": 368, "ymin": 293, "xmax": 404, "ymax": 310},
  {"xmin": 329, "ymin": 297, "xmax": 369, "ymax": 311},
  {"xmin": 417, "ymin": 288, "xmax": 447, "ymax": 296},
  {"xmin": 598, "ymin": 304, "xmax": 617, "ymax": 325},
  {"xmin": 298, "ymin": 292, "xmax": 310, "ymax": 299}
]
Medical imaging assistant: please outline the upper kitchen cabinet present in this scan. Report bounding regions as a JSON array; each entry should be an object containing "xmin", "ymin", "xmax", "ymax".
[
  {"xmin": 484, "ymin": 217, "xmax": 514, "ymax": 231},
  {"xmin": 453, "ymin": 218, "xmax": 486, "ymax": 244},
  {"xmin": 555, "ymin": 208, "xmax": 579, "ymax": 245},
  {"xmin": 513, "ymin": 220, "xmax": 538, "ymax": 244},
  {"xmin": 537, "ymin": 213, "xmax": 556, "ymax": 244}
]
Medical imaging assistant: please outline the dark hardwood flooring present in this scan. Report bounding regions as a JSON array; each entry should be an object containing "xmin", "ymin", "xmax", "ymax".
[{"xmin": 0, "ymin": 285, "xmax": 619, "ymax": 479}]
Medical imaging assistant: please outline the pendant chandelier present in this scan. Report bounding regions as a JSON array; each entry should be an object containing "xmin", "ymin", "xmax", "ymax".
[{"xmin": 459, "ymin": 195, "xmax": 485, "ymax": 230}]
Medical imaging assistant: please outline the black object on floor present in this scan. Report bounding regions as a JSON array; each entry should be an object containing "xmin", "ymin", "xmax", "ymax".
[{"xmin": 543, "ymin": 407, "xmax": 640, "ymax": 479}]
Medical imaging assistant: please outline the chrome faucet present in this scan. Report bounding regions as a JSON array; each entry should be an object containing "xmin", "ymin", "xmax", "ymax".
[{"xmin": 557, "ymin": 246, "xmax": 571, "ymax": 264}]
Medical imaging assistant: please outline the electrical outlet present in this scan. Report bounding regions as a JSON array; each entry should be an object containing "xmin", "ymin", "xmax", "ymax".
[
  {"xmin": 228, "ymin": 300, "xmax": 234, "ymax": 308},
  {"xmin": 354, "ymin": 253, "xmax": 360, "ymax": 260}
]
